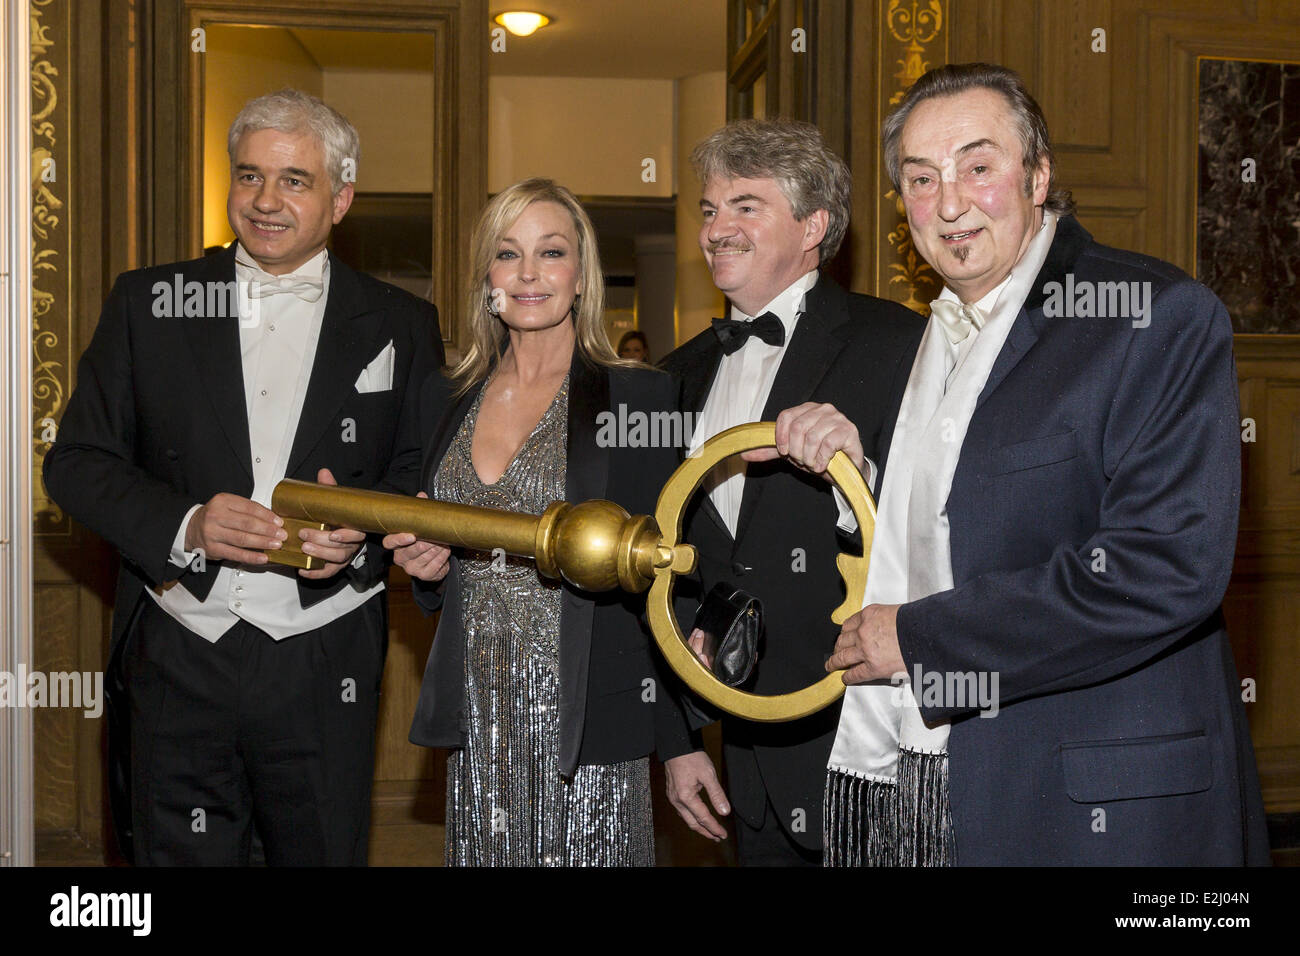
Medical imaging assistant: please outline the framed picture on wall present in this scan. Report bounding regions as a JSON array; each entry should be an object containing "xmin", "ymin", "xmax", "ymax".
[
  {"xmin": 330, "ymin": 192, "xmax": 441, "ymax": 335},
  {"xmin": 1197, "ymin": 57, "xmax": 1300, "ymax": 334}
]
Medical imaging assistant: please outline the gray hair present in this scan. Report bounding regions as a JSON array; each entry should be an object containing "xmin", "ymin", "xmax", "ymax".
[
  {"xmin": 689, "ymin": 118, "xmax": 852, "ymax": 262},
  {"xmin": 882, "ymin": 62, "xmax": 1076, "ymax": 217},
  {"xmin": 227, "ymin": 88, "xmax": 359, "ymax": 194}
]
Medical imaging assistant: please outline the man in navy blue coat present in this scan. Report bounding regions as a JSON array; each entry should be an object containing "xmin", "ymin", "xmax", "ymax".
[{"xmin": 784, "ymin": 63, "xmax": 1268, "ymax": 864}]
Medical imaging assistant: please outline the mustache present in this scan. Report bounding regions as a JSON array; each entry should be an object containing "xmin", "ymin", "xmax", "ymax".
[{"xmin": 707, "ymin": 240, "xmax": 753, "ymax": 254}]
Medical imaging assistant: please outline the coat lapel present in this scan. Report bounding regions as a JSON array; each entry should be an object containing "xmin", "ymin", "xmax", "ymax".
[
  {"xmin": 179, "ymin": 245, "xmax": 254, "ymax": 483},
  {"xmin": 558, "ymin": 352, "xmax": 610, "ymax": 775},
  {"xmin": 286, "ymin": 252, "xmax": 389, "ymax": 476},
  {"xmin": 678, "ymin": 334, "xmax": 724, "ymax": 419},
  {"xmin": 977, "ymin": 216, "xmax": 1093, "ymax": 409},
  {"xmin": 421, "ymin": 376, "xmax": 478, "ymax": 494},
  {"xmin": 734, "ymin": 276, "xmax": 850, "ymax": 545},
  {"xmin": 757, "ymin": 282, "xmax": 846, "ymax": 417},
  {"xmin": 565, "ymin": 351, "xmax": 610, "ymax": 505},
  {"xmin": 662, "ymin": 332, "xmax": 731, "ymax": 539}
]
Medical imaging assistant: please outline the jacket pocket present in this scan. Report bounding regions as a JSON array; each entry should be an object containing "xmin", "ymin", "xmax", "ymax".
[
  {"xmin": 989, "ymin": 429, "xmax": 1078, "ymax": 475},
  {"xmin": 1061, "ymin": 731, "xmax": 1212, "ymax": 803}
]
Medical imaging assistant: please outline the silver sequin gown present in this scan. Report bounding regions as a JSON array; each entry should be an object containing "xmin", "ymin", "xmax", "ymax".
[{"xmin": 432, "ymin": 373, "xmax": 653, "ymax": 866}]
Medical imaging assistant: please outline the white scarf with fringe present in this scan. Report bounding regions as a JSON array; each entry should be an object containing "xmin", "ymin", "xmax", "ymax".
[{"xmin": 824, "ymin": 212, "xmax": 1057, "ymax": 866}]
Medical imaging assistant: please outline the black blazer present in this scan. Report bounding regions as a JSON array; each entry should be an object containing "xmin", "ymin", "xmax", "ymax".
[
  {"xmin": 407, "ymin": 350, "xmax": 696, "ymax": 776},
  {"xmin": 896, "ymin": 217, "xmax": 1269, "ymax": 864},
  {"xmin": 661, "ymin": 274, "xmax": 922, "ymax": 849},
  {"xmin": 43, "ymin": 244, "xmax": 444, "ymax": 859}
]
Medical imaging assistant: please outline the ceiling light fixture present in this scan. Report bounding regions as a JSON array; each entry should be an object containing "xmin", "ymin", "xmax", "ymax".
[{"xmin": 494, "ymin": 11, "xmax": 551, "ymax": 37}]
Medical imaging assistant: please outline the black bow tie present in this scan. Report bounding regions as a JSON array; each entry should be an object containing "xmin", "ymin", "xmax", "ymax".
[{"xmin": 711, "ymin": 312, "xmax": 786, "ymax": 355}]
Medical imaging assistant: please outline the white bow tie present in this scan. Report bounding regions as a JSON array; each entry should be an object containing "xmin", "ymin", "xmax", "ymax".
[
  {"xmin": 235, "ymin": 251, "xmax": 325, "ymax": 303},
  {"xmin": 929, "ymin": 298, "xmax": 985, "ymax": 345},
  {"xmin": 243, "ymin": 270, "xmax": 324, "ymax": 303}
]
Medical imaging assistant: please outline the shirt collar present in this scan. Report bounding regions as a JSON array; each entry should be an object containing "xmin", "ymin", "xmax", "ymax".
[
  {"xmin": 729, "ymin": 269, "xmax": 819, "ymax": 338},
  {"xmin": 234, "ymin": 243, "xmax": 330, "ymax": 283},
  {"xmin": 937, "ymin": 212, "xmax": 1056, "ymax": 318}
]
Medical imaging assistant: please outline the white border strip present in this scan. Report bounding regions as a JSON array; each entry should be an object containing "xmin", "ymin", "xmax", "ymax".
[{"xmin": 0, "ymin": 0, "xmax": 34, "ymax": 867}]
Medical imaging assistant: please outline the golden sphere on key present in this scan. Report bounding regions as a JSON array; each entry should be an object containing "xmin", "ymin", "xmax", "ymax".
[{"xmin": 551, "ymin": 499, "xmax": 631, "ymax": 591}]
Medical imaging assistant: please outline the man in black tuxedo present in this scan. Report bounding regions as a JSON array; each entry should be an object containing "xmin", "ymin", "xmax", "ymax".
[
  {"xmin": 659, "ymin": 119, "xmax": 922, "ymax": 865},
  {"xmin": 43, "ymin": 89, "xmax": 443, "ymax": 865}
]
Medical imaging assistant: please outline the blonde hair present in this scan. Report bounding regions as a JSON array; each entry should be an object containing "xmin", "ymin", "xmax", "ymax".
[{"xmin": 449, "ymin": 178, "xmax": 629, "ymax": 395}]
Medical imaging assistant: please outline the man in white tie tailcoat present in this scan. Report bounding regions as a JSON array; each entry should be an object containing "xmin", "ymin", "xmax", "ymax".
[{"xmin": 44, "ymin": 89, "xmax": 444, "ymax": 866}]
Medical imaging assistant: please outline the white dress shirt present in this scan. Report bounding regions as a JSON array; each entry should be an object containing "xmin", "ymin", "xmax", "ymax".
[
  {"xmin": 688, "ymin": 270, "xmax": 871, "ymax": 536},
  {"xmin": 148, "ymin": 244, "xmax": 383, "ymax": 642}
]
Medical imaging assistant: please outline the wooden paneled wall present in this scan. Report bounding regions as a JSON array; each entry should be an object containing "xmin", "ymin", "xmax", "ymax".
[{"xmin": 1231, "ymin": 336, "xmax": 1300, "ymax": 812}]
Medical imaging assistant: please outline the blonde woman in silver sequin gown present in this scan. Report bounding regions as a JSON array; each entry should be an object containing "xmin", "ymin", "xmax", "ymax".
[{"xmin": 386, "ymin": 179, "xmax": 713, "ymax": 866}]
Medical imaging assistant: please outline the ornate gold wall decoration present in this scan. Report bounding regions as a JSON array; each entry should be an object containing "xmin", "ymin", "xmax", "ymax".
[
  {"xmin": 886, "ymin": 0, "xmax": 943, "ymax": 103},
  {"xmin": 31, "ymin": 0, "xmax": 70, "ymax": 533},
  {"xmin": 877, "ymin": 0, "xmax": 946, "ymax": 314},
  {"xmin": 884, "ymin": 189, "xmax": 937, "ymax": 313}
]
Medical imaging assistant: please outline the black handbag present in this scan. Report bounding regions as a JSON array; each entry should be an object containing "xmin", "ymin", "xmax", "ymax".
[{"xmin": 693, "ymin": 582, "xmax": 763, "ymax": 688}]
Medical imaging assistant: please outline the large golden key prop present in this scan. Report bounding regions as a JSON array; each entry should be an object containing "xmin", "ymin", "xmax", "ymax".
[{"xmin": 268, "ymin": 422, "xmax": 875, "ymax": 722}]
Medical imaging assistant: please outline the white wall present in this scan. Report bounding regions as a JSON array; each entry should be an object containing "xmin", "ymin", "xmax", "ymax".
[
  {"xmin": 489, "ymin": 76, "xmax": 674, "ymax": 197},
  {"xmin": 323, "ymin": 70, "xmax": 435, "ymax": 193},
  {"xmin": 673, "ymin": 71, "xmax": 727, "ymax": 346}
]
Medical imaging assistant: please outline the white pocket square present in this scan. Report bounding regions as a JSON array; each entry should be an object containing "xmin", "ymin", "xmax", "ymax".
[{"xmin": 354, "ymin": 340, "xmax": 395, "ymax": 393}]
